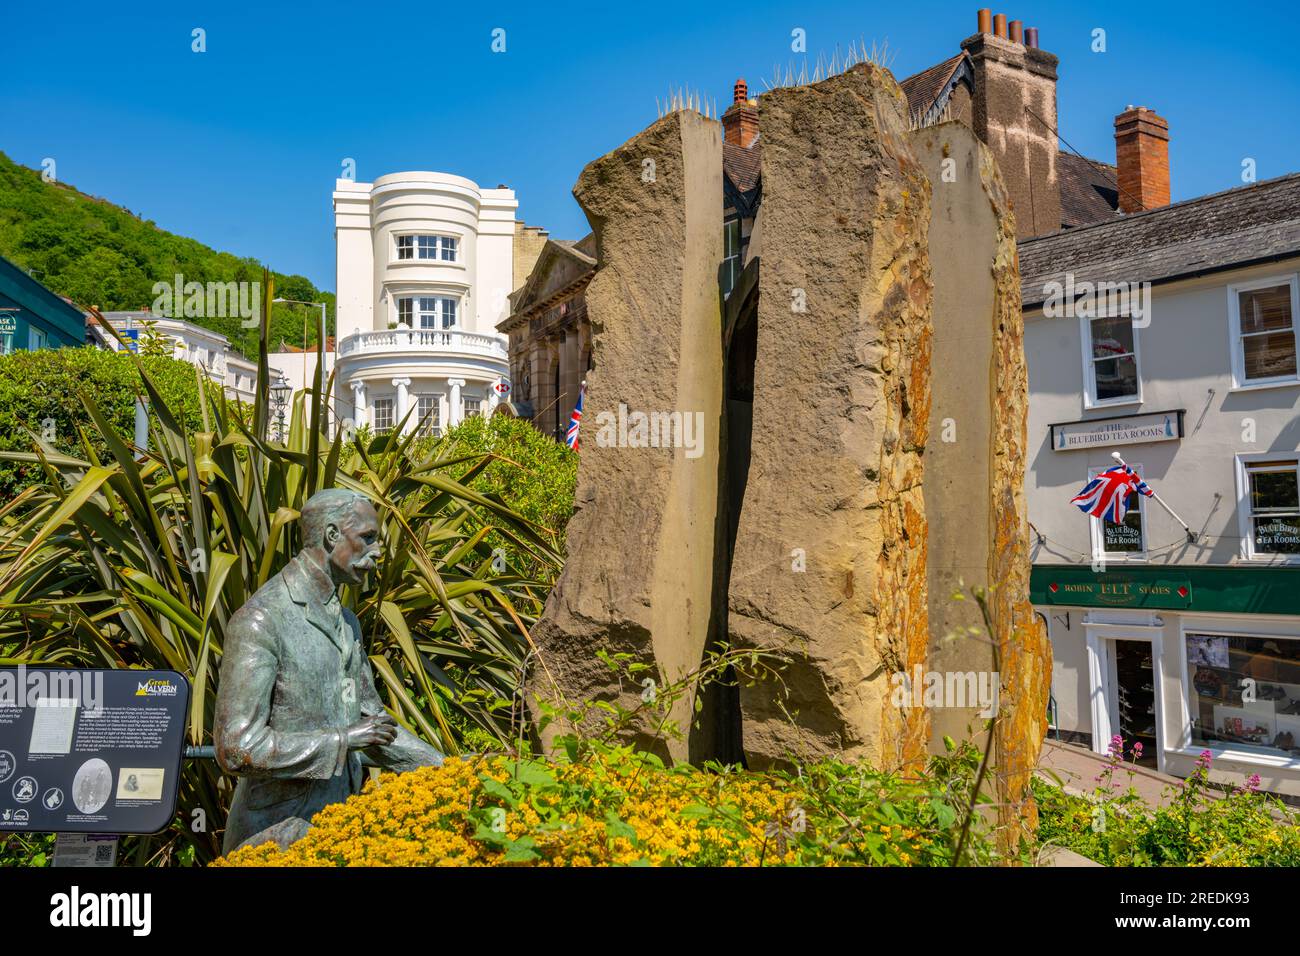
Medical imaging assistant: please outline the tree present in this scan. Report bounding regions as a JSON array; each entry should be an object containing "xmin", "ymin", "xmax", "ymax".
[{"xmin": 138, "ymin": 319, "xmax": 172, "ymax": 357}]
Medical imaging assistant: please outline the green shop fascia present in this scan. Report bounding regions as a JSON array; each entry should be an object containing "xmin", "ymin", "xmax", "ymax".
[{"xmin": 1030, "ymin": 564, "xmax": 1300, "ymax": 616}]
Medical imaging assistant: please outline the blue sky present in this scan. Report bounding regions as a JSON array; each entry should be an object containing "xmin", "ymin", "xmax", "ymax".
[{"xmin": 3, "ymin": 0, "xmax": 1298, "ymax": 292}]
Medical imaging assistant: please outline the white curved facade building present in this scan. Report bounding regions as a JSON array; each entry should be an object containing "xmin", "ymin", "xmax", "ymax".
[{"xmin": 332, "ymin": 172, "xmax": 521, "ymax": 436}]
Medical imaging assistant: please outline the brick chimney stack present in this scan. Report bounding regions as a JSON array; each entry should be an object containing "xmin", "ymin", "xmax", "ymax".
[
  {"xmin": 961, "ymin": 9, "xmax": 1061, "ymax": 237},
  {"xmin": 1114, "ymin": 106, "xmax": 1170, "ymax": 213},
  {"xmin": 722, "ymin": 77, "xmax": 759, "ymax": 149}
]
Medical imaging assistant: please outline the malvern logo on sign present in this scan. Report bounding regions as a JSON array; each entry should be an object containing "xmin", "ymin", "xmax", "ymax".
[
  {"xmin": 49, "ymin": 886, "xmax": 152, "ymax": 936},
  {"xmin": 135, "ymin": 678, "xmax": 178, "ymax": 697}
]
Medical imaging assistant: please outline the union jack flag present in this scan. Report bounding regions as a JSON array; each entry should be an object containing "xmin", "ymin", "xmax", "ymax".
[
  {"xmin": 565, "ymin": 383, "xmax": 584, "ymax": 451},
  {"xmin": 1071, "ymin": 464, "xmax": 1153, "ymax": 523}
]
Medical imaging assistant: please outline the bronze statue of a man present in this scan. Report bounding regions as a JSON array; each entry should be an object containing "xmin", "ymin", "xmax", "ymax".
[{"xmin": 215, "ymin": 488, "xmax": 443, "ymax": 853}]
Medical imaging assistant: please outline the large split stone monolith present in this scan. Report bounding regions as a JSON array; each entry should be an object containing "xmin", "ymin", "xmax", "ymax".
[
  {"xmin": 727, "ymin": 63, "xmax": 934, "ymax": 771},
  {"xmin": 526, "ymin": 109, "xmax": 726, "ymax": 763},
  {"xmin": 529, "ymin": 63, "xmax": 1050, "ymax": 837},
  {"xmin": 910, "ymin": 121, "xmax": 1050, "ymax": 847}
]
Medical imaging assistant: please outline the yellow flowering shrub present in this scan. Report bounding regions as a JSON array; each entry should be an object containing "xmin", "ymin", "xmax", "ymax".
[{"xmin": 216, "ymin": 745, "xmax": 990, "ymax": 867}]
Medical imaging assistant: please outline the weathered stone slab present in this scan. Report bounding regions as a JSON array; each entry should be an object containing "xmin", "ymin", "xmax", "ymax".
[
  {"xmin": 910, "ymin": 120, "xmax": 1050, "ymax": 849},
  {"xmin": 728, "ymin": 63, "xmax": 933, "ymax": 770},
  {"xmin": 527, "ymin": 109, "xmax": 726, "ymax": 763}
]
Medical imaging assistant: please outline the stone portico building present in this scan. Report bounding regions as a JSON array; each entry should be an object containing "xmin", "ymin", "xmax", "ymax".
[{"xmin": 498, "ymin": 237, "xmax": 596, "ymax": 439}]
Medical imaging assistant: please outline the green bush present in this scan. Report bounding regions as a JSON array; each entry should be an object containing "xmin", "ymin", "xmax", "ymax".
[
  {"xmin": 432, "ymin": 413, "xmax": 578, "ymax": 563},
  {"xmin": 1033, "ymin": 741, "xmax": 1300, "ymax": 865},
  {"xmin": 0, "ymin": 347, "xmax": 206, "ymax": 497}
]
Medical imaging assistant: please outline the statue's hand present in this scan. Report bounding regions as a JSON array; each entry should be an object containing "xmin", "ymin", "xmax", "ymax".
[{"xmin": 346, "ymin": 714, "xmax": 398, "ymax": 749}]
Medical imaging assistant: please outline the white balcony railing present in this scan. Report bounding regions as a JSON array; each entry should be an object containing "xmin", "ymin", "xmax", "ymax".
[{"xmin": 338, "ymin": 327, "xmax": 508, "ymax": 360}]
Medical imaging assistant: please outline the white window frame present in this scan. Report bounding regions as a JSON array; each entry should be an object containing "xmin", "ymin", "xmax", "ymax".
[
  {"xmin": 28, "ymin": 327, "xmax": 48, "ymax": 351},
  {"xmin": 395, "ymin": 296, "xmax": 458, "ymax": 330},
  {"xmin": 722, "ymin": 218, "xmax": 742, "ymax": 298},
  {"xmin": 372, "ymin": 397, "xmax": 395, "ymax": 434},
  {"xmin": 1226, "ymin": 273, "xmax": 1300, "ymax": 390},
  {"xmin": 1174, "ymin": 618, "xmax": 1300, "ymax": 770},
  {"xmin": 416, "ymin": 394, "xmax": 442, "ymax": 437},
  {"xmin": 1080, "ymin": 311, "xmax": 1143, "ymax": 410},
  {"xmin": 1087, "ymin": 461, "xmax": 1149, "ymax": 562},
  {"xmin": 1235, "ymin": 452, "xmax": 1300, "ymax": 564},
  {"xmin": 463, "ymin": 395, "xmax": 482, "ymax": 419},
  {"xmin": 394, "ymin": 233, "xmax": 459, "ymax": 263}
]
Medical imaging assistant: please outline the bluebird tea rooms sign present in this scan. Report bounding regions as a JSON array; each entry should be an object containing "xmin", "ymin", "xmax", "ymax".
[{"xmin": 1051, "ymin": 409, "xmax": 1185, "ymax": 452}]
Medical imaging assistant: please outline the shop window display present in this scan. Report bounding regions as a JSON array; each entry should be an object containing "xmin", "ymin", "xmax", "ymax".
[{"xmin": 1187, "ymin": 633, "xmax": 1300, "ymax": 759}]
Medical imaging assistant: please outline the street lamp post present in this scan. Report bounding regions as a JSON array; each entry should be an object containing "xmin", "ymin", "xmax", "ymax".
[
  {"xmin": 270, "ymin": 377, "xmax": 292, "ymax": 442},
  {"xmin": 271, "ymin": 296, "xmax": 331, "ymax": 436},
  {"xmin": 271, "ymin": 297, "xmax": 329, "ymax": 390}
]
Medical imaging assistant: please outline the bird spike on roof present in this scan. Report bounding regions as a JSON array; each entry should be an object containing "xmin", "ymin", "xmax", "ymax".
[
  {"xmin": 656, "ymin": 86, "xmax": 717, "ymax": 120},
  {"xmin": 909, "ymin": 99, "xmax": 954, "ymax": 131},
  {"xmin": 761, "ymin": 37, "xmax": 892, "ymax": 93}
]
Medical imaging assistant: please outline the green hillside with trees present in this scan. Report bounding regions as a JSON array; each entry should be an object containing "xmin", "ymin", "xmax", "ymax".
[{"xmin": 0, "ymin": 150, "xmax": 333, "ymax": 357}]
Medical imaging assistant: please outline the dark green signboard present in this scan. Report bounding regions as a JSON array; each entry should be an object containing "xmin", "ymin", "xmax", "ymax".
[
  {"xmin": 1041, "ymin": 574, "xmax": 1192, "ymax": 609},
  {"xmin": 1031, "ymin": 564, "xmax": 1300, "ymax": 615}
]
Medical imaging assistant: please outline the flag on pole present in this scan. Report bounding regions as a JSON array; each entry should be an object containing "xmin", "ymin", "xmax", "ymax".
[
  {"xmin": 1070, "ymin": 464, "xmax": 1153, "ymax": 523},
  {"xmin": 565, "ymin": 383, "xmax": 585, "ymax": 451}
]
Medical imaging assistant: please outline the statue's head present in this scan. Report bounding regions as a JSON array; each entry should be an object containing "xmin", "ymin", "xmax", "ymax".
[{"xmin": 299, "ymin": 488, "xmax": 382, "ymax": 586}]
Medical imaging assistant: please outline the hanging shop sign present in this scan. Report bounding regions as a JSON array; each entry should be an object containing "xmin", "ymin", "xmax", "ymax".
[{"xmin": 1050, "ymin": 409, "xmax": 1185, "ymax": 452}]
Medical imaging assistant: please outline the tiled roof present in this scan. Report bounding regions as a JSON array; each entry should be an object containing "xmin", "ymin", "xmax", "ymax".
[
  {"xmin": 724, "ymin": 140, "xmax": 761, "ymax": 195},
  {"xmin": 1019, "ymin": 172, "xmax": 1300, "ymax": 306},
  {"xmin": 1058, "ymin": 151, "xmax": 1120, "ymax": 229},
  {"xmin": 899, "ymin": 54, "xmax": 967, "ymax": 117}
]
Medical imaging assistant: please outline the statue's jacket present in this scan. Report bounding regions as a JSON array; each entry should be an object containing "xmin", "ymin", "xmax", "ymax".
[{"xmin": 214, "ymin": 553, "xmax": 442, "ymax": 852}]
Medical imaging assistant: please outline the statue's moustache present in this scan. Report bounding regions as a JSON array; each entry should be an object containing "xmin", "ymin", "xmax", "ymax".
[{"xmin": 350, "ymin": 552, "xmax": 379, "ymax": 573}]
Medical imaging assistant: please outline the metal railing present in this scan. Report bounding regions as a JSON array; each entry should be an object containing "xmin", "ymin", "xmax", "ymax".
[{"xmin": 337, "ymin": 328, "xmax": 508, "ymax": 360}]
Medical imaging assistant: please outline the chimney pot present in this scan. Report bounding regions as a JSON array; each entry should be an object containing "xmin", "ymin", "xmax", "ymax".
[
  {"xmin": 1114, "ymin": 107, "xmax": 1171, "ymax": 213},
  {"xmin": 993, "ymin": 13, "xmax": 1007, "ymax": 36},
  {"xmin": 1009, "ymin": 19, "xmax": 1023, "ymax": 43},
  {"xmin": 723, "ymin": 80, "xmax": 759, "ymax": 148},
  {"xmin": 960, "ymin": 15, "xmax": 1060, "ymax": 236},
  {"xmin": 977, "ymin": 8, "xmax": 992, "ymax": 32},
  {"xmin": 1024, "ymin": 26, "xmax": 1039, "ymax": 48}
]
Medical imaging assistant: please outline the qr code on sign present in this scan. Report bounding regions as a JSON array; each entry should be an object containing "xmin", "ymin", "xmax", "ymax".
[{"xmin": 95, "ymin": 844, "xmax": 114, "ymax": 863}]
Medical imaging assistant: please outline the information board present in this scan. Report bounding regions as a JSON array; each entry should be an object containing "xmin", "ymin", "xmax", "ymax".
[{"xmin": 0, "ymin": 668, "xmax": 189, "ymax": 834}]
